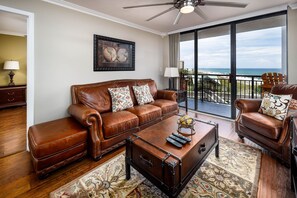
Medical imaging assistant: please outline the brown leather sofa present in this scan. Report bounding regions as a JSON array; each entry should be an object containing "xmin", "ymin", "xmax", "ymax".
[
  {"xmin": 235, "ymin": 84, "xmax": 297, "ymax": 166},
  {"xmin": 68, "ymin": 79, "xmax": 178, "ymax": 160}
]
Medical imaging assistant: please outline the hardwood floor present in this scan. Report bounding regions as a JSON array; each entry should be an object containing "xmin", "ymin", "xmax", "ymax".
[
  {"xmin": 0, "ymin": 106, "xmax": 26, "ymax": 158},
  {"xmin": 0, "ymin": 107, "xmax": 294, "ymax": 197}
]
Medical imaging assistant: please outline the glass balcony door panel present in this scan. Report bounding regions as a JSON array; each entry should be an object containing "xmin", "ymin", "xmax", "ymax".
[
  {"xmin": 236, "ymin": 15, "xmax": 286, "ymax": 100},
  {"xmin": 180, "ymin": 32, "xmax": 195, "ymax": 110},
  {"xmin": 197, "ymin": 25, "xmax": 232, "ymax": 118}
]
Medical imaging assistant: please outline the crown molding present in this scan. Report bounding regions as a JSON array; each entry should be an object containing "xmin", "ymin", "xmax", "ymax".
[
  {"xmin": 289, "ymin": 2, "xmax": 297, "ymax": 9},
  {"xmin": 168, "ymin": 4, "xmax": 288, "ymax": 35},
  {"xmin": 42, "ymin": 0, "xmax": 166, "ymax": 36}
]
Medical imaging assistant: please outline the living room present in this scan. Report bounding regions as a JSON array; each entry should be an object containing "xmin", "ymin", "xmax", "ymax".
[{"xmin": 0, "ymin": 0, "xmax": 297, "ymax": 197}]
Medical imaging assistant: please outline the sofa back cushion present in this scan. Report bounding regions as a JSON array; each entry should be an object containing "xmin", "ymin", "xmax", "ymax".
[{"xmin": 71, "ymin": 79, "xmax": 158, "ymax": 113}]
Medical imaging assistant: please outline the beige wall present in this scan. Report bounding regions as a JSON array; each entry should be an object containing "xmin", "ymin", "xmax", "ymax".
[
  {"xmin": 0, "ymin": 34, "xmax": 26, "ymax": 86},
  {"xmin": 0, "ymin": 0, "xmax": 165, "ymax": 123},
  {"xmin": 288, "ymin": 7, "xmax": 297, "ymax": 84}
]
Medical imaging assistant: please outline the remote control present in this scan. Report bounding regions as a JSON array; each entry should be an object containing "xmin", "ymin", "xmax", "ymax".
[
  {"xmin": 169, "ymin": 135, "xmax": 187, "ymax": 144},
  {"xmin": 172, "ymin": 132, "xmax": 191, "ymax": 142},
  {"xmin": 166, "ymin": 137, "xmax": 183, "ymax": 148}
]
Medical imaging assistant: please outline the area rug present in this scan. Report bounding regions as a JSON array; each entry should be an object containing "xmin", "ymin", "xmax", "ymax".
[{"xmin": 50, "ymin": 137, "xmax": 261, "ymax": 198}]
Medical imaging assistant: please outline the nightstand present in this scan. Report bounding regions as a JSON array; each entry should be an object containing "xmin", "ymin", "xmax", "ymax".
[{"xmin": 0, "ymin": 85, "xmax": 26, "ymax": 109}]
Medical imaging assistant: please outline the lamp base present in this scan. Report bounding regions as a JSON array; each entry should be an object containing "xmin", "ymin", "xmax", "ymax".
[{"xmin": 8, "ymin": 70, "xmax": 15, "ymax": 86}]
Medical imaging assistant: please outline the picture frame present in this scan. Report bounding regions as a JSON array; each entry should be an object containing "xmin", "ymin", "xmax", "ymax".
[{"xmin": 93, "ymin": 35, "xmax": 135, "ymax": 71}]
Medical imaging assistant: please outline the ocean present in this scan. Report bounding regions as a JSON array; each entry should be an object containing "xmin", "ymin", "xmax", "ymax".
[{"xmin": 198, "ymin": 68, "xmax": 282, "ymax": 75}]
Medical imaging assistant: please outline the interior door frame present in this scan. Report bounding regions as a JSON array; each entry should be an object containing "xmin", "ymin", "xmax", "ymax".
[{"xmin": 0, "ymin": 5, "xmax": 35, "ymax": 151}]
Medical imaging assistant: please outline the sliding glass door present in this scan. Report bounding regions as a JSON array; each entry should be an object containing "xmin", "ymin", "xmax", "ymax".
[
  {"xmin": 236, "ymin": 15, "xmax": 287, "ymax": 101},
  {"xmin": 197, "ymin": 25, "xmax": 233, "ymax": 118},
  {"xmin": 179, "ymin": 12, "xmax": 287, "ymax": 119}
]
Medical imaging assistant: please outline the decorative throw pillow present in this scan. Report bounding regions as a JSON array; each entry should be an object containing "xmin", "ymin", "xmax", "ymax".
[
  {"xmin": 108, "ymin": 86, "xmax": 133, "ymax": 112},
  {"xmin": 132, "ymin": 84, "xmax": 154, "ymax": 105},
  {"xmin": 259, "ymin": 93, "xmax": 292, "ymax": 121}
]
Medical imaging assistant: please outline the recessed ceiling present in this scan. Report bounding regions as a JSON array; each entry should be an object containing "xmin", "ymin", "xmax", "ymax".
[
  {"xmin": 48, "ymin": 0, "xmax": 296, "ymax": 35},
  {"xmin": 0, "ymin": 11, "xmax": 27, "ymax": 36}
]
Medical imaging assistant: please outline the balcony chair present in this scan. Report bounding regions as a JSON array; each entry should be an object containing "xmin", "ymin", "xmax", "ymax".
[
  {"xmin": 235, "ymin": 84, "xmax": 297, "ymax": 166},
  {"xmin": 261, "ymin": 72, "xmax": 286, "ymax": 95}
]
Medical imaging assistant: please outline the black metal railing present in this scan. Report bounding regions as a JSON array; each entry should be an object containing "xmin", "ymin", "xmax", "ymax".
[{"xmin": 183, "ymin": 73, "xmax": 263, "ymax": 105}]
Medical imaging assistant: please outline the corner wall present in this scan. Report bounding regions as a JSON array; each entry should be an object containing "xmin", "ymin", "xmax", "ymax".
[
  {"xmin": 0, "ymin": 34, "xmax": 27, "ymax": 86},
  {"xmin": 288, "ymin": 7, "xmax": 297, "ymax": 84},
  {"xmin": 0, "ymin": 0, "xmax": 165, "ymax": 123}
]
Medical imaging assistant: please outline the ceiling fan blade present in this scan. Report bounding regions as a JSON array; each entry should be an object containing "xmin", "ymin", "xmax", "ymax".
[
  {"xmin": 146, "ymin": 7, "xmax": 176, "ymax": 21},
  {"xmin": 173, "ymin": 12, "xmax": 182, "ymax": 25},
  {"xmin": 194, "ymin": 7, "xmax": 208, "ymax": 20},
  {"xmin": 203, "ymin": 1, "xmax": 248, "ymax": 8},
  {"xmin": 123, "ymin": 2, "xmax": 174, "ymax": 9}
]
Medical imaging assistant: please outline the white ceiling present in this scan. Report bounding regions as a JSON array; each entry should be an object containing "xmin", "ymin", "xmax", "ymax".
[
  {"xmin": 0, "ymin": 11, "xmax": 27, "ymax": 36},
  {"xmin": 50, "ymin": 0, "xmax": 297, "ymax": 35}
]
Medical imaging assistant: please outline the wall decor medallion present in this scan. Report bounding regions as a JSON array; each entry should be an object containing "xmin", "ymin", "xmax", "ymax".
[{"xmin": 94, "ymin": 35, "xmax": 135, "ymax": 71}]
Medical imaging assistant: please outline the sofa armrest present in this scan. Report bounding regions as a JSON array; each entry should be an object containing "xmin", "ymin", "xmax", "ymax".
[
  {"xmin": 68, "ymin": 104, "xmax": 103, "ymax": 159},
  {"xmin": 157, "ymin": 90, "xmax": 177, "ymax": 101},
  {"xmin": 234, "ymin": 98, "xmax": 262, "ymax": 113}
]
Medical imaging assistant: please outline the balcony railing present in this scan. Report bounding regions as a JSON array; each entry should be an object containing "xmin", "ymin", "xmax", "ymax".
[{"xmin": 183, "ymin": 73, "xmax": 263, "ymax": 105}]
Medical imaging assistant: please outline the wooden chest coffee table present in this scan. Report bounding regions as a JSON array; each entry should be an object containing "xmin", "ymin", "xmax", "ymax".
[{"xmin": 126, "ymin": 115, "xmax": 219, "ymax": 198}]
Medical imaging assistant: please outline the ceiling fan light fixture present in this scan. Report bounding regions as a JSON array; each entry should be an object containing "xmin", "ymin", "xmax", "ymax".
[{"xmin": 180, "ymin": 1, "xmax": 194, "ymax": 14}]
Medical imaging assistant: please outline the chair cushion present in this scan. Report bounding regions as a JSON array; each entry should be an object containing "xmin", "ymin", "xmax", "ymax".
[
  {"xmin": 101, "ymin": 111, "xmax": 139, "ymax": 139},
  {"xmin": 108, "ymin": 86, "xmax": 134, "ymax": 112},
  {"xmin": 126, "ymin": 104, "xmax": 162, "ymax": 125},
  {"xmin": 258, "ymin": 93, "xmax": 292, "ymax": 120},
  {"xmin": 132, "ymin": 84, "xmax": 154, "ymax": 105},
  {"xmin": 152, "ymin": 99, "xmax": 178, "ymax": 115},
  {"xmin": 241, "ymin": 112, "xmax": 283, "ymax": 140},
  {"xmin": 28, "ymin": 117, "xmax": 87, "ymax": 159}
]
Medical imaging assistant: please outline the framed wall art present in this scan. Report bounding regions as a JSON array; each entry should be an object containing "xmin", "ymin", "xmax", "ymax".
[{"xmin": 93, "ymin": 35, "xmax": 135, "ymax": 71}]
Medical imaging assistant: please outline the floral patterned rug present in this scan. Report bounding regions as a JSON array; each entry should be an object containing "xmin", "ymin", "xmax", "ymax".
[{"xmin": 50, "ymin": 137, "xmax": 261, "ymax": 198}]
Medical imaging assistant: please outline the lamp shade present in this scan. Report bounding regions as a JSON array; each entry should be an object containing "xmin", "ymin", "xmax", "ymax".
[
  {"xmin": 164, "ymin": 67, "xmax": 179, "ymax": 77},
  {"xmin": 3, "ymin": 61, "xmax": 19, "ymax": 70}
]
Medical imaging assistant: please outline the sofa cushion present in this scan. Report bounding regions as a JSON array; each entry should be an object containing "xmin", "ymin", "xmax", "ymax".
[
  {"xmin": 108, "ymin": 86, "xmax": 134, "ymax": 112},
  {"xmin": 241, "ymin": 112, "xmax": 283, "ymax": 140},
  {"xmin": 28, "ymin": 117, "xmax": 87, "ymax": 159},
  {"xmin": 152, "ymin": 99, "xmax": 178, "ymax": 115},
  {"xmin": 133, "ymin": 84, "xmax": 154, "ymax": 105},
  {"xmin": 126, "ymin": 104, "xmax": 162, "ymax": 125},
  {"xmin": 101, "ymin": 111, "xmax": 139, "ymax": 139}
]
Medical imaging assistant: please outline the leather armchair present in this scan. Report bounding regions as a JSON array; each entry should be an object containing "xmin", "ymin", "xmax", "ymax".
[{"xmin": 235, "ymin": 84, "xmax": 297, "ymax": 166}]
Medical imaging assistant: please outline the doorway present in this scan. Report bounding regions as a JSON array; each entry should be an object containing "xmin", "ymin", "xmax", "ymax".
[{"xmin": 0, "ymin": 5, "xmax": 34, "ymax": 152}]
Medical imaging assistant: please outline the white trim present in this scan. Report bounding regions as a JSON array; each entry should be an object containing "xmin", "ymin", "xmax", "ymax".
[
  {"xmin": 0, "ymin": 30, "xmax": 26, "ymax": 37},
  {"xmin": 0, "ymin": 5, "xmax": 35, "ymax": 151},
  {"xmin": 168, "ymin": 4, "xmax": 288, "ymax": 35},
  {"xmin": 42, "ymin": 0, "xmax": 166, "ymax": 36}
]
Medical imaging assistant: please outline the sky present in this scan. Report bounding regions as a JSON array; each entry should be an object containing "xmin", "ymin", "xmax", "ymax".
[{"xmin": 180, "ymin": 27, "xmax": 284, "ymax": 69}]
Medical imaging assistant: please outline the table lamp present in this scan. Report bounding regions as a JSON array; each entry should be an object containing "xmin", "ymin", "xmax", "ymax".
[
  {"xmin": 164, "ymin": 67, "xmax": 179, "ymax": 90},
  {"xmin": 3, "ymin": 60, "xmax": 20, "ymax": 86}
]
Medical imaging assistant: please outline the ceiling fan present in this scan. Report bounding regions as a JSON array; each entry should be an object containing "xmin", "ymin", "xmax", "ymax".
[{"xmin": 123, "ymin": 0, "xmax": 248, "ymax": 25}]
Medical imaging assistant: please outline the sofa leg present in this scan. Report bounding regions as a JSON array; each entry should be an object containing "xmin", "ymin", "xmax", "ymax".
[
  {"xmin": 94, "ymin": 155, "xmax": 102, "ymax": 161},
  {"xmin": 38, "ymin": 173, "xmax": 49, "ymax": 180},
  {"xmin": 238, "ymin": 135, "xmax": 244, "ymax": 139}
]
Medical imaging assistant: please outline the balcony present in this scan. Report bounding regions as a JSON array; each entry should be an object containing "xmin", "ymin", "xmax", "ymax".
[{"xmin": 180, "ymin": 73, "xmax": 263, "ymax": 117}]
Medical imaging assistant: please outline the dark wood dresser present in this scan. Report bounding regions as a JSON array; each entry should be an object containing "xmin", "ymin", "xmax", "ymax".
[
  {"xmin": 0, "ymin": 85, "xmax": 26, "ymax": 109},
  {"xmin": 291, "ymin": 116, "xmax": 297, "ymax": 197}
]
